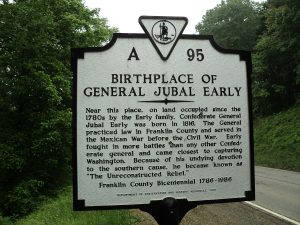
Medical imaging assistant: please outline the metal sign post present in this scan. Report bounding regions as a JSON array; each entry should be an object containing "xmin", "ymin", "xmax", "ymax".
[
  {"xmin": 141, "ymin": 197, "xmax": 198, "ymax": 225},
  {"xmin": 71, "ymin": 16, "xmax": 255, "ymax": 225}
]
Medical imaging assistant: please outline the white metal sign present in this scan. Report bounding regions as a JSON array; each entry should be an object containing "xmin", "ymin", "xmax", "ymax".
[{"xmin": 72, "ymin": 16, "xmax": 254, "ymax": 210}]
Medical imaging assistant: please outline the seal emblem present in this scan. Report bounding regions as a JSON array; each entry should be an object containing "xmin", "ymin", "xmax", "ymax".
[{"xmin": 152, "ymin": 20, "xmax": 176, "ymax": 44}]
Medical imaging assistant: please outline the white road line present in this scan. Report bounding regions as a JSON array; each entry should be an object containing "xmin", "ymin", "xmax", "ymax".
[{"xmin": 245, "ymin": 202, "xmax": 300, "ymax": 225}]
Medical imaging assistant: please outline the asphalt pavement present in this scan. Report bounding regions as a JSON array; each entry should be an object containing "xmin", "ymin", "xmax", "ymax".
[
  {"xmin": 253, "ymin": 166, "xmax": 300, "ymax": 222},
  {"xmin": 135, "ymin": 202, "xmax": 295, "ymax": 225},
  {"xmin": 134, "ymin": 166, "xmax": 300, "ymax": 225}
]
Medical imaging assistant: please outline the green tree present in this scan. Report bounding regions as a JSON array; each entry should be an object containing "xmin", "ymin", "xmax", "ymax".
[
  {"xmin": 0, "ymin": 0, "xmax": 116, "ymax": 218},
  {"xmin": 196, "ymin": 0, "xmax": 263, "ymax": 51},
  {"xmin": 252, "ymin": 0, "xmax": 300, "ymax": 115}
]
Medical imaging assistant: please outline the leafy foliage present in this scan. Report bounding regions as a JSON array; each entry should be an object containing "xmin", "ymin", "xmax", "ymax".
[
  {"xmin": 196, "ymin": 0, "xmax": 300, "ymax": 116},
  {"xmin": 254, "ymin": 105, "xmax": 300, "ymax": 171},
  {"xmin": 252, "ymin": 0, "xmax": 300, "ymax": 115},
  {"xmin": 195, "ymin": 0, "xmax": 263, "ymax": 50},
  {"xmin": 0, "ymin": 0, "xmax": 116, "ymax": 218}
]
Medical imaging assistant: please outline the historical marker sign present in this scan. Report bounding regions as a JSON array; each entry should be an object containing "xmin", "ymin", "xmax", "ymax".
[{"xmin": 72, "ymin": 16, "xmax": 254, "ymax": 210}]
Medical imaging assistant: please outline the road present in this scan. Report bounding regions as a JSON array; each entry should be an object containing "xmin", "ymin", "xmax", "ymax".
[
  {"xmin": 253, "ymin": 166, "xmax": 300, "ymax": 222},
  {"xmin": 134, "ymin": 166, "xmax": 300, "ymax": 225},
  {"xmin": 135, "ymin": 202, "xmax": 295, "ymax": 225}
]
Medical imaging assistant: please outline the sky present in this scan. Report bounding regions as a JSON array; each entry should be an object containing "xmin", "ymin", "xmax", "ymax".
[{"xmin": 85, "ymin": 0, "xmax": 265, "ymax": 34}]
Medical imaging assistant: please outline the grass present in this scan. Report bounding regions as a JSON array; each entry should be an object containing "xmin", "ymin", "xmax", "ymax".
[
  {"xmin": 254, "ymin": 104, "xmax": 300, "ymax": 171},
  {"xmin": 0, "ymin": 187, "xmax": 139, "ymax": 225}
]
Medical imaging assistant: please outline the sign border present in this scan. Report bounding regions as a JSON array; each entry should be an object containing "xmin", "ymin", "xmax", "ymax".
[{"xmin": 71, "ymin": 33, "xmax": 255, "ymax": 211}]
